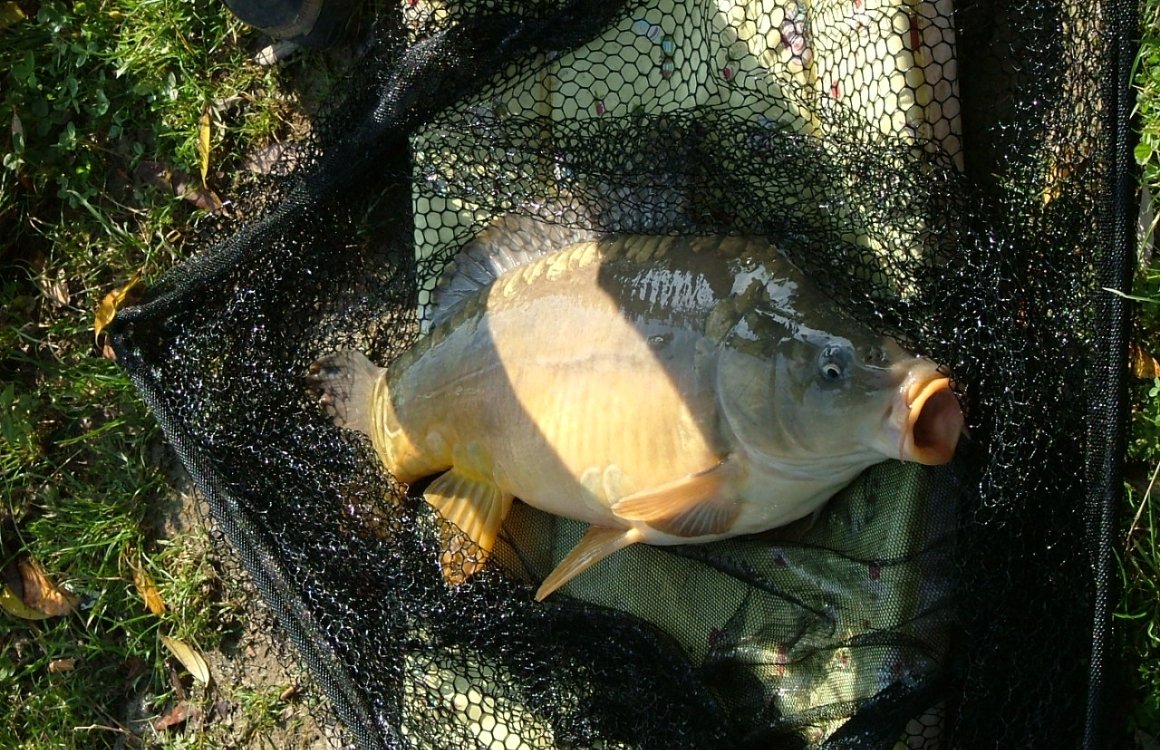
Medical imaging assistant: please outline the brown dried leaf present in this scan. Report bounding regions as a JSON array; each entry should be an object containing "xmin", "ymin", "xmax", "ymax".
[
  {"xmin": 93, "ymin": 271, "xmax": 143, "ymax": 345},
  {"xmin": 182, "ymin": 185, "xmax": 224, "ymax": 213},
  {"xmin": 154, "ymin": 701, "xmax": 201, "ymax": 732},
  {"xmin": 135, "ymin": 161, "xmax": 224, "ymax": 212},
  {"xmin": 160, "ymin": 635, "xmax": 211, "ymax": 685},
  {"xmin": 48, "ymin": 658, "xmax": 76, "ymax": 673},
  {"xmin": 16, "ymin": 557, "xmax": 78, "ymax": 617},
  {"xmin": 131, "ymin": 561, "xmax": 166, "ymax": 616},
  {"xmin": 171, "ymin": 171, "xmax": 224, "ymax": 212},
  {"xmin": 1132, "ymin": 342, "xmax": 1160, "ymax": 379}
]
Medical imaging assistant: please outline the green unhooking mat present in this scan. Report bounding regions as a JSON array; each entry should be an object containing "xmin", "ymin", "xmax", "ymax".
[{"xmin": 108, "ymin": 0, "xmax": 1138, "ymax": 747}]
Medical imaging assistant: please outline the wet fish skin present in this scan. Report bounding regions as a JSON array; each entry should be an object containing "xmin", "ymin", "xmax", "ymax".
[{"xmin": 309, "ymin": 232, "xmax": 963, "ymax": 600}]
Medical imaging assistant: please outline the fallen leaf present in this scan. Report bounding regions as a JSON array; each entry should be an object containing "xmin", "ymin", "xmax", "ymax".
[
  {"xmin": 134, "ymin": 160, "xmax": 225, "ymax": 213},
  {"xmin": 1131, "ymin": 341, "xmax": 1160, "ymax": 379},
  {"xmin": 1, "ymin": 580, "xmax": 50, "ymax": 620},
  {"xmin": 93, "ymin": 271, "xmax": 143, "ymax": 345},
  {"xmin": 0, "ymin": 1, "xmax": 26, "ymax": 30},
  {"xmin": 48, "ymin": 658, "xmax": 76, "ymax": 673},
  {"xmin": 160, "ymin": 635, "xmax": 211, "ymax": 685},
  {"xmin": 279, "ymin": 684, "xmax": 301, "ymax": 701},
  {"xmin": 154, "ymin": 701, "xmax": 201, "ymax": 732},
  {"xmin": 181, "ymin": 185, "xmax": 224, "ymax": 213},
  {"xmin": 197, "ymin": 104, "xmax": 211, "ymax": 186},
  {"xmin": 16, "ymin": 557, "xmax": 79, "ymax": 617},
  {"xmin": 131, "ymin": 560, "xmax": 165, "ymax": 616},
  {"xmin": 172, "ymin": 172, "xmax": 224, "ymax": 212}
]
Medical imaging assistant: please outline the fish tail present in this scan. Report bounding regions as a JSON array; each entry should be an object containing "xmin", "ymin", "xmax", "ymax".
[{"xmin": 307, "ymin": 350, "xmax": 382, "ymax": 437}]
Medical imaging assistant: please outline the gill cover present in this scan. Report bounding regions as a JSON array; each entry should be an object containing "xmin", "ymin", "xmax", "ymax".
[{"xmin": 712, "ymin": 285, "xmax": 956, "ymax": 472}]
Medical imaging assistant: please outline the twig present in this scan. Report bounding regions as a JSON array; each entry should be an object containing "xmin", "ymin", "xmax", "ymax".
[{"xmin": 1127, "ymin": 461, "xmax": 1160, "ymax": 552}]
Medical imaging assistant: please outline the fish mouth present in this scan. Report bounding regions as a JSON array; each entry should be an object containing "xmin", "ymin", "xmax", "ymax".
[{"xmin": 899, "ymin": 375, "xmax": 964, "ymax": 465}]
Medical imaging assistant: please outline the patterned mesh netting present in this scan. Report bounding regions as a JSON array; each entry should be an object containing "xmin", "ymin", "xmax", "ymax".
[{"xmin": 108, "ymin": 0, "xmax": 1136, "ymax": 747}]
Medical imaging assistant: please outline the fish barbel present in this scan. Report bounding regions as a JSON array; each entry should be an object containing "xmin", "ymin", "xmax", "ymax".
[{"xmin": 308, "ymin": 226, "xmax": 964, "ymax": 600}]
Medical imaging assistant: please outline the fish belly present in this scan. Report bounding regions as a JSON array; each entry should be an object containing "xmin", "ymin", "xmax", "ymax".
[{"xmin": 384, "ymin": 270, "xmax": 725, "ymax": 531}]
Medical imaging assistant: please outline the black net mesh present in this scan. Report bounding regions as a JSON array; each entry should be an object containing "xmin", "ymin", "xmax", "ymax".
[{"xmin": 108, "ymin": 0, "xmax": 1136, "ymax": 747}]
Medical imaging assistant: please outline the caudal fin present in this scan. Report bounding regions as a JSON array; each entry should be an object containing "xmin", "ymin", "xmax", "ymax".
[{"xmin": 306, "ymin": 350, "xmax": 382, "ymax": 436}]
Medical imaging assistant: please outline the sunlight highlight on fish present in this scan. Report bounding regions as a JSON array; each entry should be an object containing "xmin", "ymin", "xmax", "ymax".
[{"xmin": 308, "ymin": 220, "xmax": 964, "ymax": 600}]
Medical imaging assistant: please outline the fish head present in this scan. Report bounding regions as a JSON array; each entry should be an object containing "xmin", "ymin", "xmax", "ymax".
[{"xmin": 716, "ymin": 300, "xmax": 964, "ymax": 472}]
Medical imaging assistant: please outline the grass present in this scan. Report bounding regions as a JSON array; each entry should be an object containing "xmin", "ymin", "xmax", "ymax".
[
  {"xmin": 0, "ymin": 0, "xmax": 328, "ymax": 746},
  {"xmin": 1, "ymin": 0, "xmax": 1159, "ymax": 747},
  {"xmin": 1121, "ymin": 2, "xmax": 1160, "ymax": 743}
]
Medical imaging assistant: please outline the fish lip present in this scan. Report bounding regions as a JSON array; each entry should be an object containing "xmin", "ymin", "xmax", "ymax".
[{"xmin": 898, "ymin": 374, "xmax": 964, "ymax": 465}]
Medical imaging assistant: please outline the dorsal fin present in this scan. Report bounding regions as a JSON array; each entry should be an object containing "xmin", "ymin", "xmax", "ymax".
[{"xmin": 431, "ymin": 214, "xmax": 599, "ymax": 327}]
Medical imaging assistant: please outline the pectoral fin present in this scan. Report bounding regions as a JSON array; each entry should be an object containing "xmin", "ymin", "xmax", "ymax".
[
  {"xmin": 424, "ymin": 469, "xmax": 513, "ymax": 585},
  {"xmin": 611, "ymin": 460, "xmax": 740, "ymax": 538},
  {"xmin": 535, "ymin": 526, "xmax": 644, "ymax": 601}
]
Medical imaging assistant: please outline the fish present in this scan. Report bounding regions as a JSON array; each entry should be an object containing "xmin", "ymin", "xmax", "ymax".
[{"xmin": 308, "ymin": 219, "xmax": 964, "ymax": 601}]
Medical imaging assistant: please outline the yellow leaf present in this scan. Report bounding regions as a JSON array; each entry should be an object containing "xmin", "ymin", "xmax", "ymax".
[
  {"xmin": 160, "ymin": 635, "xmax": 211, "ymax": 685},
  {"xmin": 16, "ymin": 558, "xmax": 79, "ymax": 617},
  {"xmin": 1, "ymin": 581, "xmax": 50, "ymax": 620},
  {"xmin": 0, "ymin": 2, "xmax": 27, "ymax": 30},
  {"xmin": 197, "ymin": 105, "xmax": 211, "ymax": 186},
  {"xmin": 93, "ymin": 270, "xmax": 143, "ymax": 345},
  {"xmin": 131, "ymin": 561, "xmax": 166, "ymax": 616}
]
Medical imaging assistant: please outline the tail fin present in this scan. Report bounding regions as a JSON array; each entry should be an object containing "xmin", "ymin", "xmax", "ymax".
[{"xmin": 307, "ymin": 350, "xmax": 382, "ymax": 437}]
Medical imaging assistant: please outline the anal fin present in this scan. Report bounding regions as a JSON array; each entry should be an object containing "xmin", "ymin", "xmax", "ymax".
[
  {"xmin": 424, "ymin": 469, "xmax": 513, "ymax": 586},
  {"xmin": 536, "ymin": 526, "xmax": 644, "ymax": 601},
  {"xmin": 610, "ymin": 460, "xmax": 740, "ymax": 538}
]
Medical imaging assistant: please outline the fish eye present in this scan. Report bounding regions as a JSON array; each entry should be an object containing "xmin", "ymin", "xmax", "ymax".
[{"xmin": 817, "ymin": 344, "xmax": 851, "ymax": 382}]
